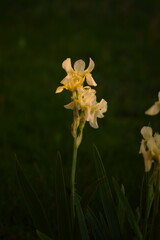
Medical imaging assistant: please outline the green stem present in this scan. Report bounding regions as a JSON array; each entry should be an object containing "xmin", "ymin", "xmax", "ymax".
[
  {"xmin": 71, "ymin": 134, "xmax": 78, "ymax": 223},
  {"xmin": 143, "ymin": 173, "xmax": 154, "ymax": 240},
  {"xmin": 70, "ymin": 91, "xmax": 86, "ymax": 227},
  {"xmin": 149, "ymin": 168, "xmax": 160, "ymax": 240}
]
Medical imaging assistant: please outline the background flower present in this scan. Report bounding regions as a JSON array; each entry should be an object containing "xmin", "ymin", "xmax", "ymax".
[{"xmin": 145, "ymin": 91, "xmax": 160, "ymax": 115}]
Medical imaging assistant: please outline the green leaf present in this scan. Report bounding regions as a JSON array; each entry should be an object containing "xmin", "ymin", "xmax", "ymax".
[
  {"xmin": 81, "ymin": 177, "xmax": 104, "ymax": 212},
  {"xmin": 86, "ymin": 208, "xmax": 109, "ymax": 240},
  {"xmin": 16, "ymin": 159, "xmax": 53, "ymax": 238},
  {"xmin": 37, "ymin": 230, "xmax": 54, "ymax": 240},
  {"xmin": 99, "ymin": 212, "xmax": 111, "ymax": 240},
  {"xmin": 75, "ymin": 194, "xmax": 90, "ymax": 240},
  {"xmin": 117, "ymin": 185, "xmax": 126, "ymax": 234},
  {"xmin": 55, "ymin": 152, "xmax": 72, "ymax": 240},
  {"xmin": 113, "ymin": 178, "xmax": 143, "ymax": 240},
  {"xmin": 93, "ymin": 145, "xmax": 122, "ymax": 240}
]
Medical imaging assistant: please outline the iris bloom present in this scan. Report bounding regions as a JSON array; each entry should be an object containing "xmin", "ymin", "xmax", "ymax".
[
  {"xmin": 140, "ymin": 126, "xmax": 160, "ymax": 171},
  {"xmin": 65, "ymin": 87, "xmax": 107, "ymax": 128},
  {"xmin": 145, "ymin": 91, "xmax": 160, "ymax": 115},
  {"xmin": 147, "ymin": 133, "xmax": 160, "ymax": 162},
  {"xmin": 139, "ymin": 126, "xmax": 153, "ymax": 172},
  {"xmin": 56, "ymin": 58, "xmax": 97, "ymax": 93}
]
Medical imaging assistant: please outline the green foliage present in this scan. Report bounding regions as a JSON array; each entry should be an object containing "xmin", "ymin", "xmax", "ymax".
[
  {"xmin": 93, "ymin": 145, "xmax": 122, "ymax": 240},
  {"xmin": 16, "ymin": 159, "xmax": 53, "ymax": 238},
  {"xmin": 75, "ymin": 194, "xmax": 90, "ymax": 240},
  {"xmin": 113, "ymin": 178, "xmax": 143, "ymax": 240},
  {"xmin": 55, "ymin": 152, "xmax": 72, "ymax": 240},
  {"xmin": 37, "ymin": 230, "xmax": 54, "ymax": 240}
]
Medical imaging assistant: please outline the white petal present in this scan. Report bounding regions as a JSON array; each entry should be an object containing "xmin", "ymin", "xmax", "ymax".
[
  {"xmin": 139, "ymin": 140, "xmax": 146, "ymax": 154},
  {"xmin": 86, "ymin": 58, "xmax": 95, "ymax": 72},
  {"xmin": 74, "ymin": 60, "xmax": 85, "ymax": 73},
  {"xmin": 141, "ymin": 126, "xmax": 153, "ymax": 140},
  {"xmin": 99, "ymin": 99, "xmax": 107, "ymax": 111},
  {"xmin": 145, "ymin": 103, "xmax": 160, "ymax": 115},
  {"xmin": 154, "ymin": 133, "xmax": 160, "ymax": 146},
  {"xmin": 64, "ymin": 102, "xmax": 75, "ymax": 109},
  {"xmin": 62, "ymin": 58, "xmax": 73, "ymax": 73},
  {"xmin": 55, "ymin": 86, "xmax": 64, "ymax": 93},
  {"xmin": 89, "ymin": 118, "xmax": 99, "ymax": 128},
  {"xmin": 61, "ymin": 75, "xmax": 72, "ymax": 84},
  {"xmin": 84, "ymin": 108, "xmax": 90, "ymax": 121},
  {"xmin": 147, "ymin": 137, "xmax": 156, "ymax": 151},
  {"xmin": 86, "ymin": 73, "xmax": 97, "ymax": 86},
  {"xmin": 144, "ymin": 154, "xmax": 153, "ymax": 172}
]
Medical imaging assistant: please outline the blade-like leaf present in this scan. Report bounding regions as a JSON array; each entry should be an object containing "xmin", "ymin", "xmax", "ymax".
[
  {"xmin": 16, "ymin": 159, "xmax": 53, "ymax": 238},
  {"xmin": 81, "ymin": 177, "xmax": 104, "ymax": 212},
  {"xmin": 113, "ymin": 178, "xmax": 143, "ymax": 240},
  {"xmin": 55, "ymin": 152, "xmax": 72, "ymax": 240},
  {"xmin": 86, "ymin": 208, "xmax": 109, "ymax": 240},
  {"xmin": 75, "ymin": 194, "xmax": 90, "ymax": 240},
  {"xmin": 93, "ymin": 145, "xmax": 122, "ymax": 240},
  {"xmin": 117, "ymin": 185, "xmax": 126, "ymax": 234},
  {"xmin": 99, "ymin": 212, "xmax": 111, "ymax": 240},
  {"xmin": 37, "ymin": 230, "xmax": 54, "ymax": 240}
]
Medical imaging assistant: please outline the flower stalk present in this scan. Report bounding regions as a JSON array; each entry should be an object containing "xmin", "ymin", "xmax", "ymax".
[{"xmin": 55, "ymin": 57, "xmax": 107, "ymax": 227}]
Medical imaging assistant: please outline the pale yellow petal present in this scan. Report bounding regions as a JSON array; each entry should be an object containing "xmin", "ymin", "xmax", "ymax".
[
  {"xmin": 55, "ymin": 86, "xmax": 64, "ymax": 93},
  {"xmin": 86, "ymin": 73, "xmax": 97, "ymax": 86},
  {"xmin": 74, "ymin": 60, "xmax": 85, "ymax": 73},
  {"xmin": 89, "ymin": 118, "xmax": 99, "ymax": 128},
  {"xmin": 144, "ymin": 153, "xmax": 153, "ymax": 172},
  {"xmin": 64, "ymin": 102, "xmax": 75, "ymax": 109},
  {"xmin": 145, "ymin": 103, "xmax": 160, "ymax": 116},
  {"xmin": 62, "ymin": 58, "xmax": 73, "ymax": 73},
  {"xmin": 61, "ymin": 75, "xmax": 72, "ymax": 84},
  {"xmin": 141, "ymin": 126, "xmax": 153, "ymax": 140},
  {"xmin": 86, "ymin": 58, "xmax": 95, "ymax": 72}
]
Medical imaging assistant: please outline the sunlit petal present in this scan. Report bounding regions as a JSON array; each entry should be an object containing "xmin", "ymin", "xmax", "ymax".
[
  {"xmin": 145, "ymin": 103, "xmax": 160, "ymax": 116},
  {"xmin": 86, "ymin": 73, "xmax": 97, "ymax": 86},
  {"xmin": 74, "ymin": 60, "xmax": 85, "ymax": 73},
  {"xmin": 62, "ymin": 58, "xmax": 73, "ymax": 73},
  {"xmin": 141, "ymin": 126, "xmax": 153, "ymax": 140},
  {"xmin": 55, "ymin": 86, "xmax": 64, "ymax": 93},
  {"xmin": 64, "ymin": 102, "xmax": 75, "ymax": 109},
  {"xmin": 86, "ymin": 58, "xmax": 95, "ymax": 72}
]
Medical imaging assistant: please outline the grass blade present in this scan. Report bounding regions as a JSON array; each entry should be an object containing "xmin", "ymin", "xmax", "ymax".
[
  {"xmin": 16, "ymin": 159, "xmax": 53, "ymax": 238},
  {"xmin": 37, "ymin": 230, "xmax": 54, "ymax": 240},
  {"xmin": 81, "ymin": 177, "xmax": 104, "ymax": 212},
  {"xmin": 86, "ymin": 208, "xmax": 109, "ymax": 240},
  {"xmin": 113, "ymin": 178, "xmax": 143, "ymax": 240},
  {"xmin": 75, "ymin": 194, "xmax": 90, "ymax": 240},
  {"xmin": 93, "ymin": 145, "xmax": 122, "ymax": 240},
  {"xmin": 55, "ymin": 152, "xmax": 72, "ymax": 240}
]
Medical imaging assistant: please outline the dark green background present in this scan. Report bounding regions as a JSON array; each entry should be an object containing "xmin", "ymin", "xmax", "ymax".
[{"xmin": 0, "ymin": 0, "xmax": 160, "ymax": 239}]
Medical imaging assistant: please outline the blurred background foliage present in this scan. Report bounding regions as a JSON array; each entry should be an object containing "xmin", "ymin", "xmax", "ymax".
[{"xmin": 0, "ymin": 0, "xmax": 160, "ymax": 239}]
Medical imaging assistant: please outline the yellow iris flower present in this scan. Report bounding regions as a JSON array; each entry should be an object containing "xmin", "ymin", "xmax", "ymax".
[{"xmin": 55, "ymin": 58, "xmax": 97, "ymax": 93}]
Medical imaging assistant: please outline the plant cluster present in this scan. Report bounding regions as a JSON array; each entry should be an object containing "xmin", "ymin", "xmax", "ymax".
[{"xmin": 16, "ymin": 59, "xmax": 160, "ymax": 240}]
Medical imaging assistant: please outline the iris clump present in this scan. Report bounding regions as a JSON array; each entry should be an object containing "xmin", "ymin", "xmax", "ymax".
[{"xmin": 16, "ymin": 60, "xmax": 160, "ymax": 240}]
